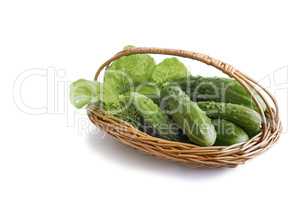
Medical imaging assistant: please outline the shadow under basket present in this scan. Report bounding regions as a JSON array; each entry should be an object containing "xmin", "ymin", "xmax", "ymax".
[{"xmin": 87, "ymin": 47, "xmax": 282, "ymax": 168}]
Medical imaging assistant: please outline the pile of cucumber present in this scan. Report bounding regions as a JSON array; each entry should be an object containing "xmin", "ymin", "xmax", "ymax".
[
  {"xmin": 127, "ymin": 77, "xmax": 264, "ymax": 146},
  {"xmin": 70, "ymin": 48, "xmax": 264, "ymax": 147}
]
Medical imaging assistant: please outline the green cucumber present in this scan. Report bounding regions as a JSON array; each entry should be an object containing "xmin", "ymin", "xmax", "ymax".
[
  {"xmin": 177, "ymin": 76, "xmax": 266, "ymax": 111},
  {"xmin": 101, "ymin": 96, "xmax": 143, "ymax": 128},
  {"xmin": 212, "ymin": 119, "xmax": 249, "ymax": 146},
  {"xmin": 130, "ymin": 92, "xmax": 182, "ymax": 141},
  {"xmin": 160, "ymin": 85, "xmax": 216, "ymax": 146},
  {"xmin": 135, "ymin": 82, "xmax": 161, "ymax": 103},
  {"xmin": 197, "ymin": 101, "xmax": 262, "ymax": 137}
]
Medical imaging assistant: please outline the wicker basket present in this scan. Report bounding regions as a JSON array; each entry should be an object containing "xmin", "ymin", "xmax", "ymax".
[{"xmin": 87, "ymin": 47, "xmax": 282, "ymax": 168}]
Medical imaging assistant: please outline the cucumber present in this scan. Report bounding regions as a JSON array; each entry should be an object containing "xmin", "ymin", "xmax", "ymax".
[
  {"xmin": 212, "ymin": 119, "xmax": 249, "ymax": 146},
  {"xmin": 135, "ymin": 82, "xmax": 161, "ymax": 103},
  {"xmin": 177, "ymin": 76, "xmax": 266, "ymax": 111},
  {"xmin": 130, "ymin": 92, "xmax": 182, "ymax": 141},
  {"xmin": 197, "ymin": 101, "xmax": 262, "ymax": 137},
  {"xmin": 160, "ymin": 85, "xmax": 216, "ymax": 146},
  {"xmin": 101, "ymin": 97, "xmax": 143, "ymax": 128}
]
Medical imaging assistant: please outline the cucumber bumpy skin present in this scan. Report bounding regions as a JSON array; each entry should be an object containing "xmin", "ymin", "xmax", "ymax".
[
  {"xmin": 160, "ymin": 85, "xmax": 216, "ymax": 146},
  {"xmin": 130, "ymin": 92, "xmax": 183, "ymax": 141},
  {"xmin": 177, "ymin": 76, "xmax": 266, "ymax": 111},
  {"xmin": 212, "ymin": 119, "xmax": 249, "ymax": 146},
  {"xmin": 197, "ymin": 101, "xmax": 262, "ymax": 137},
  {"xmin": 100, "ymin": 97, "xmax": 143, "ymax": 129}
]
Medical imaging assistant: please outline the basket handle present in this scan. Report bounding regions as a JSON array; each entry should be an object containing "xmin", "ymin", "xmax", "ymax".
[{"xmin": 94, "ymin": 47, "xmax": 279, "ymax": 139}]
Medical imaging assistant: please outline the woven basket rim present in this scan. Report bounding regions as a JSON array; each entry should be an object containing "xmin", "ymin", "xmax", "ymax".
[{"xmin": 87, "ymin": 47, "xmax": 282, "ymax": 168}]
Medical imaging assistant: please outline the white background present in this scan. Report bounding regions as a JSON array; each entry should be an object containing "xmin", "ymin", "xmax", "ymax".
[{"xmin": 0, "ymin": 0, "xmax": 298, "ymax": 200}]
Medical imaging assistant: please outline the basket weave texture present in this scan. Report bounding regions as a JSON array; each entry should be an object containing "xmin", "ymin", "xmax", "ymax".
[{"xmin": 87, "ymin": 47, "xmax": 282, "ymax": 168}]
